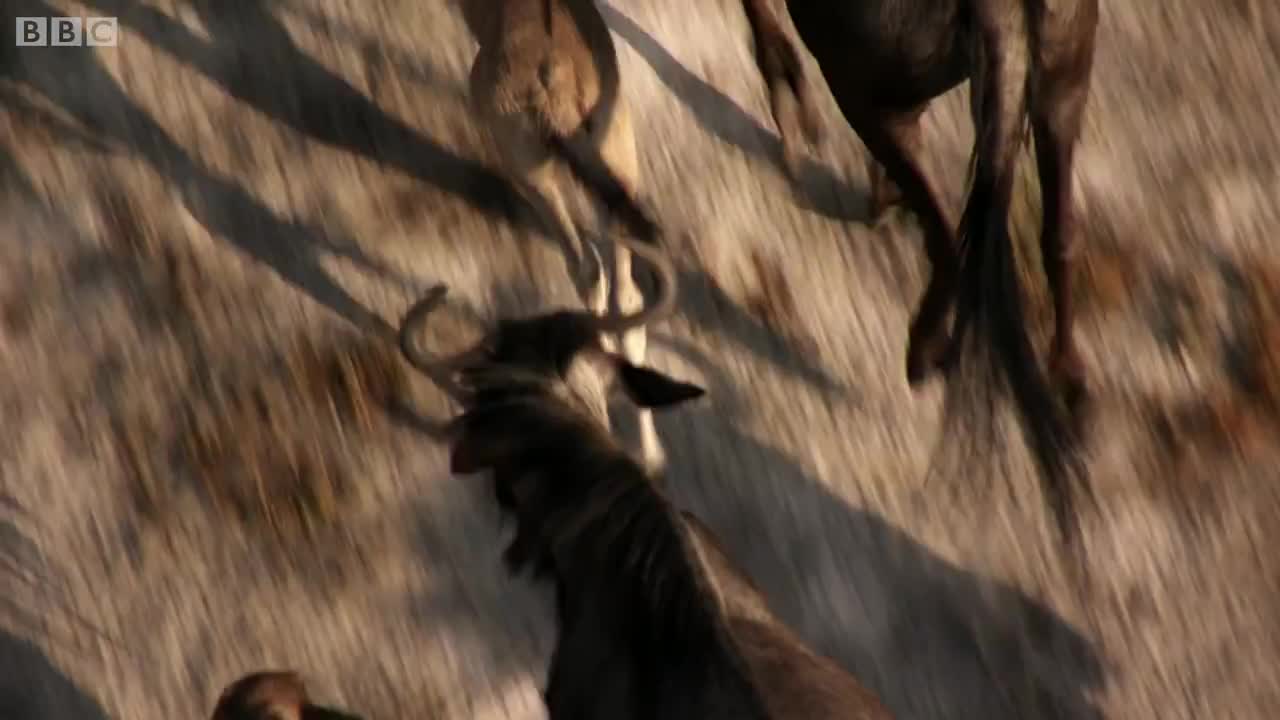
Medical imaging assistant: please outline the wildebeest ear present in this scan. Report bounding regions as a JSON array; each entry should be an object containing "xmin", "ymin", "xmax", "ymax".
[{"xmin": 613, "ymin": 359, "xmax": 706, "ymax": 409}]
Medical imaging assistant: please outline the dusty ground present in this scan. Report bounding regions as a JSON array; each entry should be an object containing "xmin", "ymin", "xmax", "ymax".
[{"xmin": 2, "ymin": 0, "xmax": 1279, "ymax": 717}]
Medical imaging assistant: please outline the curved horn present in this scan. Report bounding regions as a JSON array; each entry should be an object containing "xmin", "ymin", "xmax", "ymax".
[
  {"xmin": 398, "ymin": 285, "xmax": 476, "ymax": 398},
  {"xmin": 591, "ymin": 236, "xmax": 679, "ymax": 334}
]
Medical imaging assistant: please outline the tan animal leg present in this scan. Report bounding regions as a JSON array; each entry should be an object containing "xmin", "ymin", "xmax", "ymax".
[
  {"xmin": 588, "ymin": 103, "xmax": 666, "ymax": 472},
  {"xmin": 490, "ymin": 112, "xmax": 610, "ymax": 322}
]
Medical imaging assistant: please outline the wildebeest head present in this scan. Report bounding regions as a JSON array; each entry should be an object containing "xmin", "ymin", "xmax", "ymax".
[
  {"xmin": 209, "ymin": 671, "xmax": 360, "ymax": 720},
  {"xmin": 397, "ymin": 242, "xmax": 705, "ymax": 475}
]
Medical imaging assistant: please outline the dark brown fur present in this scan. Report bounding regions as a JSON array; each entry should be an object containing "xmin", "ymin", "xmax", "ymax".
[
  {"xmin": 740, "ymin": 0, "xmax": 1099, "ymax": 540},
  {"xmin": 462, "ymin": 0, "xmax": 676, "ymax": 470},
  {"xmin": 210, "ymin": 671, "xmax": 360, "ymax": 720},
  {"xmin": 397, "ymin": 281, "xmax": 893, "ymax": 717}
]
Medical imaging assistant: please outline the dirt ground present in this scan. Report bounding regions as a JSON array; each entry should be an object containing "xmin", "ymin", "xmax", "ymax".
[{"xmin": 2, "ymin": 0, "xmax": 1279, "ymax": 718}]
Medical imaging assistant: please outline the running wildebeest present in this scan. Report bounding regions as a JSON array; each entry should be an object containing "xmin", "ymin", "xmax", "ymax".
[
  {"xmin": 398, "ymin": 245, "xmax": 895, "ymax": 718},
  {"xmin": 210, "ymin": 671, "xmax": 360, "ymax": 720},
  {"xmin": 460, "ymin": 0, "xmax": 674, "ymax": 472},
  {"xmin": 739, "ymin": 0, "xmax": 1099, "ymax": 537}
]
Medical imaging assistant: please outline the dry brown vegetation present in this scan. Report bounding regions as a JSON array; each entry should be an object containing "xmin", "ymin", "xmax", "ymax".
[
  {"xmin": 119, "ymin": 329, "xmax": 406, "ymax": 540},
  {"xmin": 1135, "ymin": 255, "xmax": 1280, "ymax": 516},
  {"xmin": 1009, "ymin": 159, "xmax": 1148, "ymax": 326},
  {"xmin": 3, "ymin": 0, "xmax": 1280, "ymax": 718},
  {"xmin": 743, "ymin": 247, "xmax": 819, "ymax": 354}
]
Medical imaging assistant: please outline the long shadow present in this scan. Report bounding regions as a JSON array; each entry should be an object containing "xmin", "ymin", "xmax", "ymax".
[
  {"xmin": 84, "ymin": 0, "xmax": 518, "ymax": 222},
  {"xmin": 0, "ymin": 501, "xmax": 45, "ymax": 636},
  {"xmin": 673, "ymin": 262, "xmax": 847, "ymax": 393},
  {"xmin": 0, "ymin": 500, "xmax": 110, "ymax": 720},
  {"xmin": 0, "ymin": 87, "xmax": 114, "ymax": 160},
  {"xmin": 1, "ymin": 497, "xmax": 120, "ymax": 657},
  {"xmin": 388, "ymin": 334, "xmax": 1102, "ymax": 719},
  {"xmin": 653, "ymin": 401, "xmax": 1105, "ymax": 719},
  {"xmin": 599, "ymin": 3, "xmax": 869, "ymax": 223},
  {"xmin": 3, "ymin": 0, "xmax": 498, "ymax": 336},
  {"xmin": 269, "ymin": 0, "xmax": 467, "ymax": 100},
  {"xmin": 404, "ymin": 494, "xmax": 554, "ymax": 714},
  {"xmin": 593, "ymin": 5, "xmax": 856, "ymax": 392},
  {"xmin": 0, "ymin": 631, "xmax": 110, "ymax": 720}
]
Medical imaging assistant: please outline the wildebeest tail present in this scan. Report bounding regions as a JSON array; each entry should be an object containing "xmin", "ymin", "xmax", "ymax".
[
  {"xmin": 955, "ymin": 19, "xmax": 1086, "ymax": 542},
  {"xmin": 955, "ymin": 179, "xmax": 1084, "ymax": 538}
]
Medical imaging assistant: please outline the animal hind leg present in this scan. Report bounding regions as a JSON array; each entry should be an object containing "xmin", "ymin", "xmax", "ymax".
[
  {"xmin": 515, "ymin": 161, "xmax": 609, "ymax": 319},
  {"xmin": 488, "ymin": 110, "xmax": 607, "ymax": 316},
  {"xmin": 592, "ymin": 104, "xmax": 646, "ymax": 358},
  {"xmin": 594, "ymin": 103, "xmax": 666, "ymax": 471},
  {"xmin": 842, "ymin": 104, "xmax": 960, "ymax": 385},
  {"xmin": 867, "ymin": 106, "xmax": 926, "ymax": 221},
  {"xmin": 1033, "ymin": 82, "xmax": 1092, "ymax": 412}
]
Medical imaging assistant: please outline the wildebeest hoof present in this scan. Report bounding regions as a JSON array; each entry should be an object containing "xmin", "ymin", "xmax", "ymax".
[
  {"xmin": 933, "ymin": 332, "xmax": 964, "ymax": 376},
  {"xmin": 905, "ymin": 326, "xmax": 957, "ymax": 386},
  {"xmin": 868, "ymin": 192, "xmax": 903, "ymax": 222},
  {"xmin": 904, "ymin": 342, "xmax": 940, "ymax": 386},
  {"xmin": 1051, "ymin": 356, "xmax": 1090, "ymax": 424}
]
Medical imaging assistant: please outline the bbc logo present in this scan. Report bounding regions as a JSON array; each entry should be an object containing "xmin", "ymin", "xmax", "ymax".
[{"xmin": 16, "ymin": 16, "xmax": 119, "ymax": 47}]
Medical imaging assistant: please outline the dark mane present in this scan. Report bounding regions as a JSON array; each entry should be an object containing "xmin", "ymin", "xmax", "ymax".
[
  {"xmin": 453, "ymin": 375, "xmax": 768, "ymax": 714},
  {"xmin": 457, "ymin": 396, "xmax": 720, "ymax": 645}
]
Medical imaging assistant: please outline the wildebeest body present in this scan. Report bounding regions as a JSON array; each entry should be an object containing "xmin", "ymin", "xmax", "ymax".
[
  {"xmin": 787, "ymin": 0, "xmax": 970, "ymax": 112},
  {"xmin": 742, "ymin": 0, "xmax": 1100, "ymax": 540},
  {"xmin": 398, "ymin": 259, "xmax": 894, "ymax": 716}
]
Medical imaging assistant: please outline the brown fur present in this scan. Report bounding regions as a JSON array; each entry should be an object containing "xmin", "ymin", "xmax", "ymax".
[
  {"xmin": 397, "ymin": 267, "xmax": 892, "ymax": 717},
  {"xmin": 462, "ymin": 0, "xmax": 672, "ymax": 471},
  {"xmin": 740, "ymin": 0, "xmax": 1100, "ymax": 541},
  {"xmin": 210, "ymin": 671, "xmax": 360, "ymax": 720}
]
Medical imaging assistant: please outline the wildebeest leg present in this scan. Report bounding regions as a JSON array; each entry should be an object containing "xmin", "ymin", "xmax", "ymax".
[
  {"xmin": 739, "ymin": 0, "xmax": 825, "ymax": 178},
  {"xmin": 1033, "ymin": 117, "xmax": 1086, "ymax": 406},
  {"xmin": 867, "ymin": 106, "xmax": 926, "ymax": 221},
  {"xmin": 591, "ymin": 104, "xmax": 644, "ymax": 358},
  {"xmin": 522, "ymin": 167, "xmax": 609, "ymax": 322},
  {"xmin": 490, "ymin": 114, "xmax": 607, "ymax": 322},
  {"xmin": 1032, "ymin": 31, "xmax": 1096, "ymax": 412},
  {"xmin": 844, "ymin": 108, "xmax": 959, "ymax": 384},
  {"xmin": 592, "ymin": 104, "xmax": 666, "ymax": 472}
]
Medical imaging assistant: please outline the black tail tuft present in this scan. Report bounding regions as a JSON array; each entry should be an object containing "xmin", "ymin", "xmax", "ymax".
[{"xmin": 955, "ymin": 179, "xmax": 1087, "ymax": 543}]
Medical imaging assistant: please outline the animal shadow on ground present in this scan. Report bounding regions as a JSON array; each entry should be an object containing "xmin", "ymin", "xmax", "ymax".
[
  {"xmin": 160, "ymin": 0, "xmax": 517, "ymax": 217},
  {"xmin": 0, "ymin": 502, "xmax": 110, "ymax": 720},
  {"xmin": 2, "ymin": 0, "xmax": 512, "ymax": 336},
  {"xmin": 405, "ymin": 498, "xmax": 550, "ymax": 719},
  {"xmin": 269, "ymin": 0, "xmax": 468, "ymax": 100},
  {"xmin": 674, "ymin": 240, "xmax": 846, "ymax": 391},
  {"xmin": 600, "ymin": 3, "xmax": 870, "ymax": 223},
  {"xmin": 0, "ymin": 502, "xmax": 43, "ymax": 633},
  {"xmin": 386, "ymin": 296, "xmax": 540, "ymax": 715},
  {"xmin": 644, "ymin": 373, "xmax": 1104, "ymax": 718},
  {"xmin": 0, "ymin": 632, "xmax": 110, "ymax": 720},
  {"xmin": 387, "ymin": 315, "xmax": 1103, "ymax": 719}
]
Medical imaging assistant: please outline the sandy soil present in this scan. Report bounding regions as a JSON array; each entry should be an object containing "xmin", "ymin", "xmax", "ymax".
[{"xmin": 2, "ymin": 0, "xmax": 1279, "ymax": 718}]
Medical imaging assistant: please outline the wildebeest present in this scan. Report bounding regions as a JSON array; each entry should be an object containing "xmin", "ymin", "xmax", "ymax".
[
  {"xmin": 210, "ymin": 671, "xmax": 359, "ymax": 720},
  {"xmin": 459, "ymin": 0, "xmax": 675, "ymax": 470},
  {"xmin": 739, "ymin": 0, "xmax": 1099, "ymax": 536},
  {"xmin": 397, "ymin": 245, "xmax": 895, "ymax": 718}
]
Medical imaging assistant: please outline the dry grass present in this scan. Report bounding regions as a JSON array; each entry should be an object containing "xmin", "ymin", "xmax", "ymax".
[
  {"xmin": 119, "ymin": 330, "xmax": 406, "ymax": 541},
  {"xmin": 743, "ymin": 247, "xmax": 819, "ymax": 354},
  {"xmin": 1009, "ymin": 152, "xmax": 1148, "ymax": 327},
  {"xmin": 1143, "ymin": 255, "xmax": 1280, "ymax": 460},
  {"xmin": 4, "ymin": 0, "xmax": 1280, "ymax": 717},
  {"xmin": 30, "ymin": 173, "xmax": 413, "ymax": 544}
]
